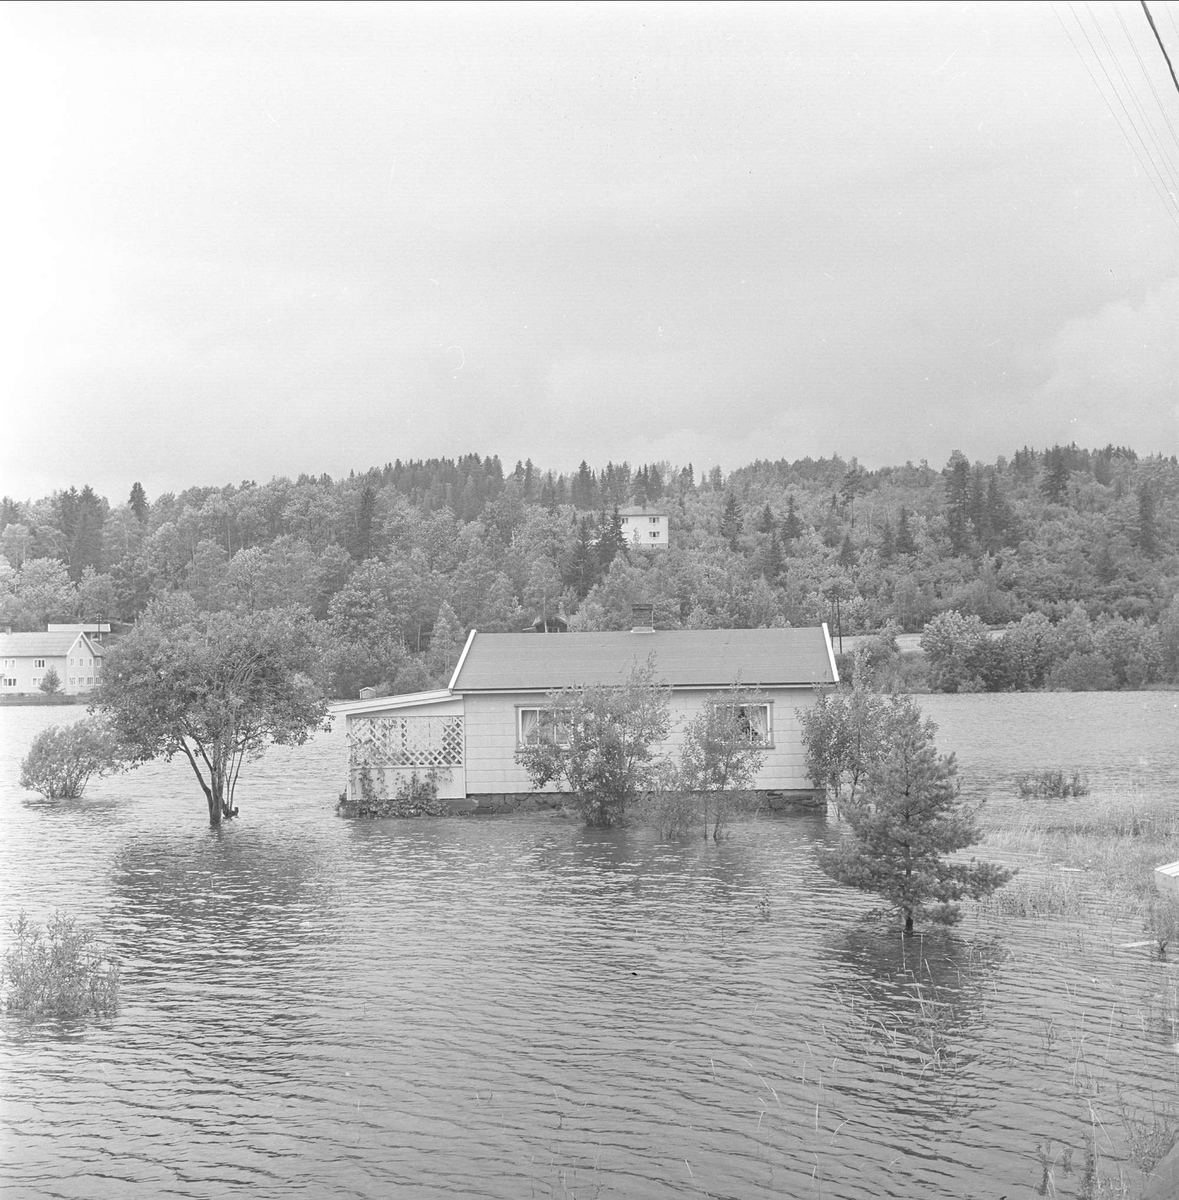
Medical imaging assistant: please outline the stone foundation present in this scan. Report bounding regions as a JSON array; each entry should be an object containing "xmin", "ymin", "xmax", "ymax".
[{"xmin": 446, "ymin": 789, "xmax": 824, "ymax": 816}]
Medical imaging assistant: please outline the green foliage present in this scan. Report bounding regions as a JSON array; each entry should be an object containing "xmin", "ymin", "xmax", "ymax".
[
  {"xmin": 19, "ymin": 716, "xmax": 126, "ymax": 799},
  {"xmin": 673, "ymin": 691, "xmax": 767, "ymax": 839},
  {"xmin": 1, "ymin": 911, "xmax": 120, "ymax": 1019},
  {"xmin": 815, "ymin": 696, "xmax": 1012, "ymax": 932},
  {"xmin": 95, "ymin": 595, "xmax": 330, "ymax": 824},
  {"xmin": 1012, "ymin": 769, "xmax": 1090, "ymax": 799},
  {"xmin": 800, "ymin": 678, "xmax": 911, "ymax": 812},
  {"xmin": 515, "ymin": 655, "xmax": 672, "ymax": 827},
  {"xmin": 1146, "ymin": 894, "xmax": 1179, "ymax": 960},
  {"xmin": 38, "ymin": 665, "xmax": 61, "ymax": 694},
  {"xmin": 2, "ymin": 444, "xmax": 1176, "ymax": 695},
  {"xmin": 921, "ymin": 610, "xmax": 990, "ymax": 692},
  {"xmin": 338, "ymin": 768, "xmax": 445, "ymax": 818}
]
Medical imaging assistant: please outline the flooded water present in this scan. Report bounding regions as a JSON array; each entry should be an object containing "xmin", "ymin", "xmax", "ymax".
[{"xmin": 1, "ymin": 692, "xmax": 1178, "ymax": 1199}]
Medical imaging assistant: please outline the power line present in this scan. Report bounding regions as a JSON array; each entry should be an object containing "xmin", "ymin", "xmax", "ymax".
[
  {"xmin": 1141, "ymin": 1, "xmax": 1179, "ymax": 98},
  {"xmin": 1104, "ymin": 1, "xmax": 1179, "ymax": 196},
  {"xmin": 1053, "ymin": 1, "xmax": 1179, "ymax": 228}
]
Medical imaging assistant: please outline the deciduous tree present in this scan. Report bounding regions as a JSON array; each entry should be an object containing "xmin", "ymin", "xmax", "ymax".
[
  {"xmin": 515, "ymin": 656, "xmax": 671, "ymax": 827},
  {"xmin": 19, "ymin": 717, "xmax": 125, "ymax": 799},
  {"xmin": 95, "ymin": 595, "xmax": 330, "ymax": 825}
]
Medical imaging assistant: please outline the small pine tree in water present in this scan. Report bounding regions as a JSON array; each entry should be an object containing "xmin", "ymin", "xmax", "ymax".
[{"xmin": 817, "ymin": 696, "xmax": 1012, "ymax": 933}]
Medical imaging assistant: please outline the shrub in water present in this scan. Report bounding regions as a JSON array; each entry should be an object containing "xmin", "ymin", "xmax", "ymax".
[
  {"xmin": 1013, "ymin": 769, "xmax": 1091, "ymax": 799},
  {"xmin": 19, "ymin": 717, "xmax": 127, "ymax": 799},
  {"xmin": 337, "ymin": 768, "xmax": 445, "ymax": 818},
  {"xmin": 1, "ymin": 912, "xmax": 120, "ymax": 1019}
]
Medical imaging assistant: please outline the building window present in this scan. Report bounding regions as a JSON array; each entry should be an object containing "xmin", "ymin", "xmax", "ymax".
[
  {"xmin": 719, "ymin": 704, "xmax": 772, "ymax": 745},
  {"xmin": 649, "ymin": 516, "xmax": 659, "ymax": 523},
  {"xmin": 34, "ymin": 659, "xmax": 45, "ymax": 669},
  {"xmin": 3, "ymin": 678, "xmax": 15, "ymax": 688},
  {"xmin": 518, "ymin": 707, "xmax": 572, "ymax": 747},
  {"xmin": 649, "ymin": 531, "xmax": 659, "ymax": 539}
]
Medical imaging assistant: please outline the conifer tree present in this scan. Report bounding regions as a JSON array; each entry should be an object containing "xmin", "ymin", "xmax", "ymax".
[
  {"xmin": 782, "ymin": 495, "xmax": 802, "ymax": 542},
  {"xmin": 896, "ymin": 506, "xmax": 916, "ymax": 556},
  {"xmin": 129, "ymin": 482, "xmax": 148, "ymax": 524},
  {"xmin": 720, "ymin": 492, "xmax": 743, "ymax": 550},
  {"xmin": 1138, "ymin": 483, "xmax": 1158, "ymax": 557},
  {"xmin": 815, "ymin": 697, "xmax": 1011, "ymax": 933}
]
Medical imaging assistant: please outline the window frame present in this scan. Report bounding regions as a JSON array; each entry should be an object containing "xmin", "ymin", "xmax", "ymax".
[
  {"xmin": 517, "ymin": 705, "xmax": 573, "ymax": 748},
  {"xmin": 717, "ymin": 702, "xmax": 773, "ymax": 747}
]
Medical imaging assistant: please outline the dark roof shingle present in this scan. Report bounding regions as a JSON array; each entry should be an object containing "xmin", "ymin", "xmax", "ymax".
[{"xmin": 452, "ymin": 627, "xmax": 835, "ymax": 691}]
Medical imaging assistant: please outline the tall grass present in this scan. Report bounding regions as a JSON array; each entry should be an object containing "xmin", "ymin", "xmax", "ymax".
[{"xmin": 976, "ymin": 786, "xmax": 1179, "ymax": 979}]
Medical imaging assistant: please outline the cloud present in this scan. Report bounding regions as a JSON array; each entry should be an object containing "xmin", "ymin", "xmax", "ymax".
[{"xmin": 1029, "ymin": 276, "xmax": 1179, "ymax": 453}]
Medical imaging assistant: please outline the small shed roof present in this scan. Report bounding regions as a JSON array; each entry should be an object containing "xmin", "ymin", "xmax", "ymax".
[
  {"xmin": 451, "ymin": 626, "xmax": 837, "ymax": 692},
  {"xmin": 333, "ymin": 688, "xmax": 457, "ymax": 717},
  {"xmin": 0, "ymin": 631, "xmax": 91, "ymax": 658}
]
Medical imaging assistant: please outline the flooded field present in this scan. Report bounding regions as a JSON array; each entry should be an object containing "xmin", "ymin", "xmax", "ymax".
[{"xmin": 1, "ymin": 692, "xmax": 1178, "ymax": 1198}]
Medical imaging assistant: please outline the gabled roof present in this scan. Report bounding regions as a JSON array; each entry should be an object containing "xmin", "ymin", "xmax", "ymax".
[
  {"xmin": 451, "ymin": 627, "xmax": 837, "ymax": 692},
  {"xmin": 618, "ymin": 505, "xmax": 668, "ymax": 516},
  {"xmin": 0, "ymin": 631, "xmax": 89, "ymax": 658}
]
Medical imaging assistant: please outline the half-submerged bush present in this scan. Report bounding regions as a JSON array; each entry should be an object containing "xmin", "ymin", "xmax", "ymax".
[
  {"xmin": 337, "ymin": 768, "xmax": 446, "ymax": 818},
  {"xmin": 19, "ymin": 717, "xmax": 126, "ymax": 799},
  {"xmin": 1, "ymin": 912, "xmax": 120, "ymax": 1019},
  {"xmin": 1013, "ymin": 769, "xmax": 1090, "ymax": 799}
]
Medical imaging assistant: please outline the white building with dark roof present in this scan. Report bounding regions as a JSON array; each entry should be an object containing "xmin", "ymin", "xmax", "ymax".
[
  {"xmin": 618, "ymin": 505, "xmax": 669, "ymax": 548},
  {"xmin": 337, "ymin": 624, "xmax": 838, "ymax": 811},
  {"xmin": 0, "ymin": 630, "xmax": 105, "ymax": 695}
]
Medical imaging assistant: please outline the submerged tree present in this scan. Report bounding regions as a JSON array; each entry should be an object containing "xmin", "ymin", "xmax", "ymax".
[
  {"xmin": 19, "ymin": 716, "xmax": 126, "ymax": 799},
  {"xmin": 95, "ymin": 595, "xmax": 330, "ymax": 825},
  {"xmin": 676, "ymin": 691, "xmax": 767, "ymax": 839},
  {"xmin": 800, "ymin": 674, "xmax": 902, "ymax": 814},
  {"xmin": 515, "ymin": 655, "xmax": 671, "ymax": 827},
  {"xmin": 815, "ymin": 696, "xmax": 1011, "ymax": 933}
]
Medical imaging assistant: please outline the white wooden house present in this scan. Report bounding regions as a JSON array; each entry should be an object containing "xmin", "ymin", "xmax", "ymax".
[
  {"xmin": 0, "ymin": 630, "xmax": 105, "ymax": 695},
  {"xmin": 618, "ymin": 505, "xmax": 669, "ymax": 548},
  {"xmin": 338, "ymin": 624, "xmax": 839, "ymax": 812}
]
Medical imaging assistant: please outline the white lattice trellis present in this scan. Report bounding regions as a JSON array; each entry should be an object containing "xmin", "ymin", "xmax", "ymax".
[{"xmin": 349, "ymin": 715, "xmax": 464, "ymax": 768}]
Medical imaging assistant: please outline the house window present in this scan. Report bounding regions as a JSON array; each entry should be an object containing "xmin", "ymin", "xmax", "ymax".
[
  {"xmin": 518, "ymin": 707, "xmax": 572, "ymax": 748},
  {"xmin": 3, "ymin": 678, "xmax": 15, "ymax": 688},
  {"xmin": 719, "ymin": 704, "xmax": 772, "ymax": 746},
  {"xmin": 649, "ymin": 531, "xmax": 659, "ymax": 539},
  {"xmin": 649, "ymin": 516, "xmax": 659, "ymax": 523},
  {"xmin": 34, "ymin": 659, "xmax": 45, "ymax": 669}
]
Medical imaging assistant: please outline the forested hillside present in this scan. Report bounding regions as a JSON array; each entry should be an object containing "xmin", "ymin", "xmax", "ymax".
[{"xmin": 2, "ymin": 444, "xmax": 1177, "ymax": 697}]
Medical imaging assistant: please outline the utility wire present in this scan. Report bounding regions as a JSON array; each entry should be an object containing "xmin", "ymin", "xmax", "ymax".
[
  {"xmin": 1054, "ymin": 1, "xmax": 1179, "ymax": 227},
  {"xmin": 1099, "ymin": 2, "xmax": 1179, "ymax": 196},
  {"xmin": 1075, "ymin": 0, "xmax": 1175, "ymax": 197},
  {"xmin": 1141, "ymin": 1, "xmax": 1179, "ymax": 97},
  {"xmin": 1117, "ymin": 3, "xmax": 1179, "ymax": 151}
]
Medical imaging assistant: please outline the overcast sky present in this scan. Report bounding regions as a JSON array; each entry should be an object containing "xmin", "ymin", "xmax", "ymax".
[{"xmin": 2, "ymin": 0, "xmax": 1178, "ymax": 503}]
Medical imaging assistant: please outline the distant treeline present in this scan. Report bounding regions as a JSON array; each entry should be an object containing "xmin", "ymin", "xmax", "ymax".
[{"xmin": 1, "ymin": 443, "xmax": 1176, "ymax": 696}]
